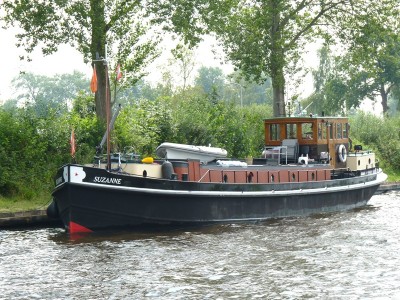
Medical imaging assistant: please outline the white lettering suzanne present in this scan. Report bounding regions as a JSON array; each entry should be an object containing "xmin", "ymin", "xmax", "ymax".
[{"xmin": 93, "ymin": 176, "xmax": 122, "ymax": 185}]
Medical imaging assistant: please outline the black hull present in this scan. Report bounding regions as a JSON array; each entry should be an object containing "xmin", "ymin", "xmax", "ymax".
[{"xmin": 51, "ymin": 165, "xmax": 386, "ymax": 233}]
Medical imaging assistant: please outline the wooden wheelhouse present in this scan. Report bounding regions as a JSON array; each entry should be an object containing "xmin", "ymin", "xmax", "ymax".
[{"xmin": 264, "ymin": 117, "xmax": 350, "ymax": 168}]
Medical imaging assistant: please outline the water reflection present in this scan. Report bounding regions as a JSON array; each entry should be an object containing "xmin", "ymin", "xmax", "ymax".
[{"xmin": 1, "ymin": 192, "xmax": 400, "ymax": 299}]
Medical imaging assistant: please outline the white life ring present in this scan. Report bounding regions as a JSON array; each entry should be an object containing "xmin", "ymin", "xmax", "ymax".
[{"xmin": 338, "ymin": 144, "xmax": 347, "ymax": 162}]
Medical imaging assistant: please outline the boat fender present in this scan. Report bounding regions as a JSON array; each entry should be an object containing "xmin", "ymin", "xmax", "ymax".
[
  {"xmin": 338, "ymin": 144, "xmax": 347, "ymax": 163},
  {"xmin": 142, "ymin": 157, "xmax": 154, "ymax": 164},
  {"xmin": 161, "ymin": 160, "xmax": 174, "ymax": 179},
  {"xmin": 46, "ymin": 200, "xmax": 59, "ymax": 219}
]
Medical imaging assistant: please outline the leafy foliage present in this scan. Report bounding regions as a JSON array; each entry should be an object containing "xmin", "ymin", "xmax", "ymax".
[
  {"xmin": 195, "ymin": 66, "xmax": 226, "ymax": 101},
  {"xmin": 1, "ymin": 0, "xmax": 161, "ymax": 120},
  {"xmin": 0, "ymin": 108, "xmax": 71, "ymax": 198},
  {"xmin": 350, "ymin": 113, "xmax": 400, "ymax": 171},
  {"xmin": 309, "ymin": 3, "xmax": 400, "ymax": 116},
  {"xmin": 155, "ymin": 0, "xmax": 371, "ymax": 117},
  {"xmin": 9, "ymin": 71, "xmax": 90, "ymax": 116}
]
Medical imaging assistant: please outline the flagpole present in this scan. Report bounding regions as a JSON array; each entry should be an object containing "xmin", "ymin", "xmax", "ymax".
[
  {"xmin": 114, "ymin": 73, "xmax": 117, "ymax": 108},
  {"xmin": 104, "ymin": 45, "xmax": 111, "ymax": 171}
]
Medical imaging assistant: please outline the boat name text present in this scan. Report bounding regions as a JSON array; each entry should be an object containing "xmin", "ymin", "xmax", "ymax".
[{"xmin": 93, "ymin": 176, "xmax": 122, "ymax": 185}]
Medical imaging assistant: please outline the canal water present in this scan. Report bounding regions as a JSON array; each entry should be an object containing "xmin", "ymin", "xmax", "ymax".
[{"xmin": 1, "ymin": 191, "xmax": 400, "ymax": 299}]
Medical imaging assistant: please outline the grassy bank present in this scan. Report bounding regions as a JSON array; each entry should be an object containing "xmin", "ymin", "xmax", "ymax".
[
  {"xmin": 385, "ymin": 172, "xmax": 400, "ymax": 183},
  {"xmin": 0, "ymin": 192, "xmax": 52, "ymax": 213}
]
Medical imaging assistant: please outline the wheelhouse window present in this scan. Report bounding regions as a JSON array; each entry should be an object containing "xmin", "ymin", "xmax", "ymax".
[
  {"xmin": 269, "ymin": 124, "xmax": 280, "ymax": 141},
  {"xmin": 318, "ymin": 122, "xmax": 327, "ymax": 140},
  {"xmin": 336, "ymin": 123, "xmax": 342, "ymax": 139},
  {"xmin": 301, "ymin": 123, "xmax": 313, "ymax": 140},
  {"xmin": 343, "ymin": 123, "xmax": 349, "ymax": 138},
  {"xmin": 329, "ymin": 123, "xmax": 334, "ymax": 139},
  {"xmin": 286, "ymin": 124, "xmax": 297, "ymax": 139}
]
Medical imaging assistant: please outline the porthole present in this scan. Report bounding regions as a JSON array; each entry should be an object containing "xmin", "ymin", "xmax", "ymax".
[{"xmin": 223, "ymin": 174, "xmax": 228, "ymax": 183}]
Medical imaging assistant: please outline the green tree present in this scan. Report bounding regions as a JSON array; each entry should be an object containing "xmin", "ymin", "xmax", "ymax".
[
  {"xmin": 306, "ymin": 46, "xmax": 346, "ymax": 116},
  {"xmin": 1, "ymin": 0, "xmax": 160, "ymax": 121},
  {"xmin": 113, "ymin": 97, "xmax": 174, "ymax": 156},
  {"xmin": 337, "ymin": 15, "xmax": 400, "ymax": 115},
  {"xmin": 10, "ymin": 71, "xmax": 89, "ymax": 116},
  {"xmin": 194, "ymin": 66, "xmax": 225, "ymax": 101},
  {"xmin": 307, "ymin": 6, "xmax": 400, "ymax": 117},
  {"xmin": 388, "ymin": 85, "xmax": 400, "ymax": 117},
  {"xmin": 0, "ymin": 107, "xmax": 72, "ymax": 197},
  {"xmin": 113, "ymin": 79, "xmax": 166, "ymax": 106},
  {"xmin": 225, "ymin": 71, "xmax": 273, "ymax": 106},
  {"xmin": 170, "ymin": 43, "xmax": 196, "ymax": 91},
  {"xmin": 157, "ymin": 0, "xmax": 371, "ymax": 117},
  {"xmin": 350, "ymin": 112, "xmax": 400, "ymax": 171}
]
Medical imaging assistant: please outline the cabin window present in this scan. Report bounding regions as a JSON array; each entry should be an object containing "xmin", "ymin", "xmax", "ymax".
[
  {"xmin": 286, "ymin": 124, "xmax": 297, "ymax": 139},
  {"xmin": 301, "ymin": 123, "xmax": 313, "ymax": 140},
  {"xmin": 318, "ymin": 123, "xmax": 322, "ymax": 139},
  {"xmin": 329, "ymin": 123, "xmax": 334, "ymax": 139},
  {"xmin": 336, "ymin": 123, "xmax": 342, "ymax": 139},
  {"xmin": 343, "ymin": 123, "xmax": 349, "ymax": 138},
  {"xmin": 269, "ymin": 124, "xmax": 280, "ymax": 141},
  {"xmin": 318, "ymin": 123, "xmax": 326, "ymax": 140}
]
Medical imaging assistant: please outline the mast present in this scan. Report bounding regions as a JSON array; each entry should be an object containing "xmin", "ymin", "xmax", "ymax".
[{"xmin": 105, "ymin": 61, "xmax": 111, "ymax": 170}]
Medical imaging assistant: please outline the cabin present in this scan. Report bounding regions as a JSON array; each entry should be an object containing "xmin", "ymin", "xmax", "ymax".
[{"xmin": 264, "ymin": 116, "xmax": 350, "ymax": 168}]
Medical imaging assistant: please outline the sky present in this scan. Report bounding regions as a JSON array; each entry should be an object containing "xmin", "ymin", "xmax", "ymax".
[
  {"xmin": 0, "ymin": 26, "xmax": 89, "ymax": 101},
  {"xmin": 0, "ymin": 26, "xmax": 234, "ymax": 102}
]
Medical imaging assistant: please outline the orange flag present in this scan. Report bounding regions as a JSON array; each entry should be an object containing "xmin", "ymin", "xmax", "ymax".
[
  {"xmin": 116, "ymin": 64, "xmax": 122, "ymax": 81},
  {"xmin": 70, "ymin": 129, "xmax": 76, "ymax": 157},
  {"xmin": 90, "ymin": 65, "xmax": 98, "ymax": 93}
]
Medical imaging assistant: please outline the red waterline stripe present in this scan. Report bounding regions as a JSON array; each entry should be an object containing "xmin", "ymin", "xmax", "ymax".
[{"xmin": 69, "ymin": 221, "xmax": 93, "ymax": 233}]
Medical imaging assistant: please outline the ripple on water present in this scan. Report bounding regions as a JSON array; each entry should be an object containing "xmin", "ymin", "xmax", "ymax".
[{"xmin": 1, "ymin": 192, "xmax": 400, "ymax": 299}]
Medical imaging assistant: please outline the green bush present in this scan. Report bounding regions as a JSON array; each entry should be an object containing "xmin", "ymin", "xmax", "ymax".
[{"xmin": 350, "ymin": 112, "xmax": 400, "ymax": 172}]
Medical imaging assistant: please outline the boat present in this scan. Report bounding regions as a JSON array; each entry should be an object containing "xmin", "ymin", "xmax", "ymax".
[{"xmin": 47, "ymin": 115, "xmax": 387, "ymax": 234}]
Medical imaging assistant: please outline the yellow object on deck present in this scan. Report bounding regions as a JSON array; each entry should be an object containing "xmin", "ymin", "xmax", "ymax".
[{"xmin": 142, "ymin": 157, "xmax": 154, "ymax": 164}]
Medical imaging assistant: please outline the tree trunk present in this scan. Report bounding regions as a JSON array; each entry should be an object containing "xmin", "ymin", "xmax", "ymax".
[
  {"xmin": 380, "ymin": 84, "xmax": 388, "ymax": 116},
  {"xmin": 90, "ymin": 0, "xmax": 109, "ymax": 122},
  {"xmin": 271, "ymin": 68, "xmax": 286, "ymax": 117},
  {"xmin": 94, "ymin": 62, "xmax": 109, "ymax": 121},
  {"xmin": 269, "ymin": 0, "xmax": 286, "ymax": 117}
]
